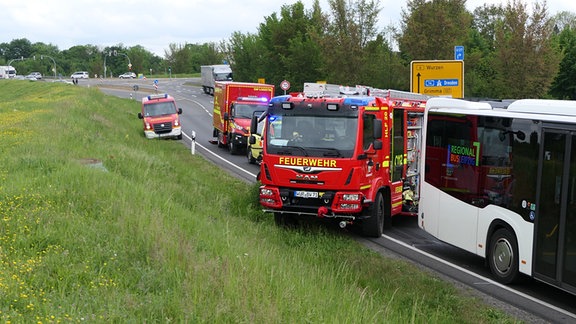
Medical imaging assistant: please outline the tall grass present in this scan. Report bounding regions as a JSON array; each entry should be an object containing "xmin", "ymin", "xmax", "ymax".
[{"xmin": 0, "ymin": 81, "xmax": 518, "ymax": 322}]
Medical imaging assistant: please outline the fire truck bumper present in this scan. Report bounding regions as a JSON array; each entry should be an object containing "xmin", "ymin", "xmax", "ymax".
[
  {"xmin": 231, "ymin": 133, "xmax": 247, "ymax": 146},
  {"xmin": 144, "ymin": 127, "xmax": 182, "ymax": 139}
]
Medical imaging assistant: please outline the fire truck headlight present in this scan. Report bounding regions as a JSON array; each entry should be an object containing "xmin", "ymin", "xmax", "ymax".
[
  {"xmin": 342, "ymin": 194, "xmax": 360, "ymax": 201},
  {"xmin": 145, "ymin": 122, "xmax": 151, "ymax": 130},
  {"xmin": 174, "ymin": 118, "xmax": 180, "ymax": 126},
  {"xmin": 260, "ymin": 188, "xmax": 274, "ymax": 196},
  {"xmin": 232, "ymin": 122, "xmax": 246, "ymax": 133}
]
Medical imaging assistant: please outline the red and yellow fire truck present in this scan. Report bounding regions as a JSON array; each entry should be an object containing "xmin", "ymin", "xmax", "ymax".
[
  {"xmin": 256, "ymin": 84, "xmax": 429, "ymax": 237},
  {"xmin": 212, "ymin": 81, "xmax": 275, "ymax": 154}
]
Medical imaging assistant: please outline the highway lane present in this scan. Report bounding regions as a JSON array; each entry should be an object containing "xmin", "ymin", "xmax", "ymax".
[{"xmin": 95, "ymin": 77, "xmax": 576, "ymax": 323}]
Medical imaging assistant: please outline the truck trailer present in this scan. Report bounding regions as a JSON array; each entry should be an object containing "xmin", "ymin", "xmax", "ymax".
[
  {"xmin": 201, "ymin": 64, "xmax": 233, "ymax": 95},
  {"xmin": 256, "ymin": 85, "xmax": 429, "ymax": 237},
  {"xmin": 212, "ymin": 81, "xmax": 275, "ymax": 154}
]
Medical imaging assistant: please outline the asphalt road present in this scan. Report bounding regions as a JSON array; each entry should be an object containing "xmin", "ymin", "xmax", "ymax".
[{"xmin": 94, "ymin": 77, "xmax": 576, "ymax": 323}]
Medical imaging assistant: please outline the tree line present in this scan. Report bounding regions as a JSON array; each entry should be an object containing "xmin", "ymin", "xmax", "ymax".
[{"xmin": 2, "ymin": 0, "xmax": 575, "ymax": 99}]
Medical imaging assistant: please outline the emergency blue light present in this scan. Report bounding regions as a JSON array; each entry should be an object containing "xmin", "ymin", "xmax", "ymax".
[
  {"xmin": 343, "ymin": 97, "xmax": 371, "ymax": 106},
  {"xmin": 148, "ymin": 93, "xmax": 168, "ymax": 100},
  {"xmin": 270, "ymin": 95, "xmax": 291, "ymax": 103},
  {"xmin": 237, "ymin": 96, "xmax": 269, "ymax": 102}
]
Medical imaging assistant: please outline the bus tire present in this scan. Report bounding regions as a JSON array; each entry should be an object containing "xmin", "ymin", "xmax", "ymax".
[
  {"xmin": 488, "ymin": 228, "xmax": 521, "ymax": 284},
  {"xmin": 362, "ymin": 192, "xmax": 384, "ymax": 238}
]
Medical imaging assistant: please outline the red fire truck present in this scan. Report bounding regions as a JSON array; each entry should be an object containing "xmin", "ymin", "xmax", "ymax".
[
  {"xmin": 256, "ymin": 85, "xmax": 429, "ymax": 237},
  {"xmin": 212, "ymin": 81, "xmax": 275, "ymax": 154},
  {"xmin": 137, "ymin": 93, "xmax": 183, "ymax": 139}
]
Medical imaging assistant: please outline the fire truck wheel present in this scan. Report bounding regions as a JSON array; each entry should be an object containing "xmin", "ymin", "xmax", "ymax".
[
  {"xmin": 362, "ymin": 192, "xmax": 384, "ymax": 238},
  {"xmin": 247, "ymin": 146, "xmax": 256, "ymax": 164},
  {"xmin": 229, "ymin": 136, "xmax": 240, "ymax": 155},
  {"xmin": 488, "ymin": 227, "xmax": 521, "ymax": 284},
  {"xmin": 274, "ymin": 213, "xmax": 298, "ymax": 228}
]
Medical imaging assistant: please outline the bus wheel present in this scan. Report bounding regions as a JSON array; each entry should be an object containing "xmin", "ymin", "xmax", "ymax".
[
  {"xmin": 488, "ymin": 228, "xmax": 520, "ymax": 284},
  {"xmin": 362, "ymin": 192, "xmax": 384, "ymax": 238}
]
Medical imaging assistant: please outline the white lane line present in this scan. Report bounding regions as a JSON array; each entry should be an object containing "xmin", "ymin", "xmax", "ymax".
[
  {"xmin": 382, "ymin": 233, "xmax": 576, "ymax": 319},
  {"xmin": 180, "ymin": 98, "xmax": 213, "ymax": 116},
  {"xmin": 181, "ymin": 131, "xmax": 257, "ymax": 179}
]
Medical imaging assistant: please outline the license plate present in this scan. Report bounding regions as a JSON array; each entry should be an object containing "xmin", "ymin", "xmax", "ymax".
[{"xmin": 294, "ymin": 191, "xmax": 318, "ymax": 198}]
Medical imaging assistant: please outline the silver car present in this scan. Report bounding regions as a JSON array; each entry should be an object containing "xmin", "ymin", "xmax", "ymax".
[
  {"xmin": 28, "ymin": 72, "xmax": 42, "ymax": 79},
  {"xmin": 119, "ymin": 72, "xmax": 137, "ymax": 79}
]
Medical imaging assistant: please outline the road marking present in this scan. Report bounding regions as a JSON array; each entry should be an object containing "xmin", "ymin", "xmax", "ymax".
[
  {"xmin": 181, "ymin": 131, "xmax": 257, "ymax": 179},
  {"xmin": 181, "ymin": 98, "xmax": 212, "ymax": 116},
  {"xmin": 382, "ymin": 233, "xmax": 576, "ymax": 320}
]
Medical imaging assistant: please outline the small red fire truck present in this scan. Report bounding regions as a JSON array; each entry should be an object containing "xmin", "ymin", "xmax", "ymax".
[
  {"xmin": 137, "ymin": 93, "xmax": 183, "ymax": 139},
  {"xmin": 212, "ymin": 81, "xmax": 275, "ymax": 154},
  {"xmin": 256, "ymin": 84, "xmax": 429, "ymax": 237}
]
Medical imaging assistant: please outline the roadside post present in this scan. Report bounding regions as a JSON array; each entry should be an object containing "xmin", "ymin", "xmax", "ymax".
[{"xmin": 191, "ymin": 131, "xmax": 196, "ymax": 155}]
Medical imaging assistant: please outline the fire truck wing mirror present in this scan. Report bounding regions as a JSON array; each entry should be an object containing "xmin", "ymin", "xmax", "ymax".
[
  {"xmin": 373, "ymin": 139, "xmax": 382, "ymax": 150},
  {"xmin": 224, "ymin": 112, "xmax": 229, "ymax": 120},
  {"xmin": 250, "ymin": 116, "xmax": 259, "ymax": 136},
  {"xmin": 178, "ymin": 108, "xmax": 183, "ymax": 114},
  {"xmin": 137, "ymin": 112, "xmax": 143, "ymax": 119},
  {"xmin": 373, "ymin": 119, "xmax": 382, "ymax": 139},
  {"xmin": 249, "ymin": 135, "xmax": 256, "ymax": 145}
]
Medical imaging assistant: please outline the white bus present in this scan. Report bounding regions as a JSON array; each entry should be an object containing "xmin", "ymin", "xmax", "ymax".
[{"xmin": 419, "ymin": 97, "xmax": 576, "ymax": 295}]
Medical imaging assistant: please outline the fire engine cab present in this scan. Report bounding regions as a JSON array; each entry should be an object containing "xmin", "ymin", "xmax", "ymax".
[
  {"xmin": 138, "ymin": 93, "xmax": 183, "ymax": 140},
  {"xmin": 212, "ymin": 81, "xmax": 274, "ymax": 154},
  {"xmin": 257, "ymin": 84, "xmax": 429, "ymax": 237}
]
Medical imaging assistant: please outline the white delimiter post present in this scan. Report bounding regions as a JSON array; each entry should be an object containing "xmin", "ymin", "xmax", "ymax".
[{"xmin": 191, "ymin": 131, "xmax": 196, "ymax": 155}]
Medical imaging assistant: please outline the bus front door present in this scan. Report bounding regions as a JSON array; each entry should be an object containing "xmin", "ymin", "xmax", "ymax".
[{"xmin": 534, "ymin": 128, "xmax": 576, "ymax": 291}]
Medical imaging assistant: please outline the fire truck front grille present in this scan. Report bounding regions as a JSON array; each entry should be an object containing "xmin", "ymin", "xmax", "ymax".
[
  {"xmin": 281, "ymin": 189, "xmax": 334, "ymax": 209},
  {"xmin": 153, "ymin": 122, "xmax": 173, "ymax": 134}
]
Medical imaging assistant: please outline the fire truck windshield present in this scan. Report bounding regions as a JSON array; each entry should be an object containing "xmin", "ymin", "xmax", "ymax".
[
  {"xmin": 143, "ymin": 102, "xmax": 177, "ymax": 117},
  {"xmin": 265, "ymin": 115, "xmax": 358, "ymax": 158},
  {"xmin": 233, "ymin": 104, "xmax": 265, "ymax": 119}
]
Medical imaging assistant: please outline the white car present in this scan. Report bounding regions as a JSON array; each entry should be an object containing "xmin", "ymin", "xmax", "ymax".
[
  {"xmin": 27, "ymin": 72, "xmax": 42, "ymax": 79},
  {"xmin": 70, "ymin": 71, "xmax": 89, "ymax": 79},
  {"xmin": 119, "ymin": 72, "xmax": 137, "ymax": 79}
]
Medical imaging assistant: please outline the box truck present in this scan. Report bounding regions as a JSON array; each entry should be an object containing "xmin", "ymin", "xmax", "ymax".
[{"xmin": 201, "ymin": 64, "xmax": 233, "ymax": 95}]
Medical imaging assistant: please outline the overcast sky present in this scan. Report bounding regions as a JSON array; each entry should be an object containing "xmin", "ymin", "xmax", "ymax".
[{"xmin": 1, "ymin": 0, "xmax": 574, "ymax": 57}]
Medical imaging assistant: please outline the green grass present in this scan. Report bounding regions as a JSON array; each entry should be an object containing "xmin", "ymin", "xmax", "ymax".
[{"xmin": 0, "ymin": 80, "xmax": 519, "ymax": 323}]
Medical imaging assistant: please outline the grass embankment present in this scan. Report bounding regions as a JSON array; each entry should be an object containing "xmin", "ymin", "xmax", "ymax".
[{"xmin": 0, "ymin": 81, "xmax": 517, "ymax": 322}]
